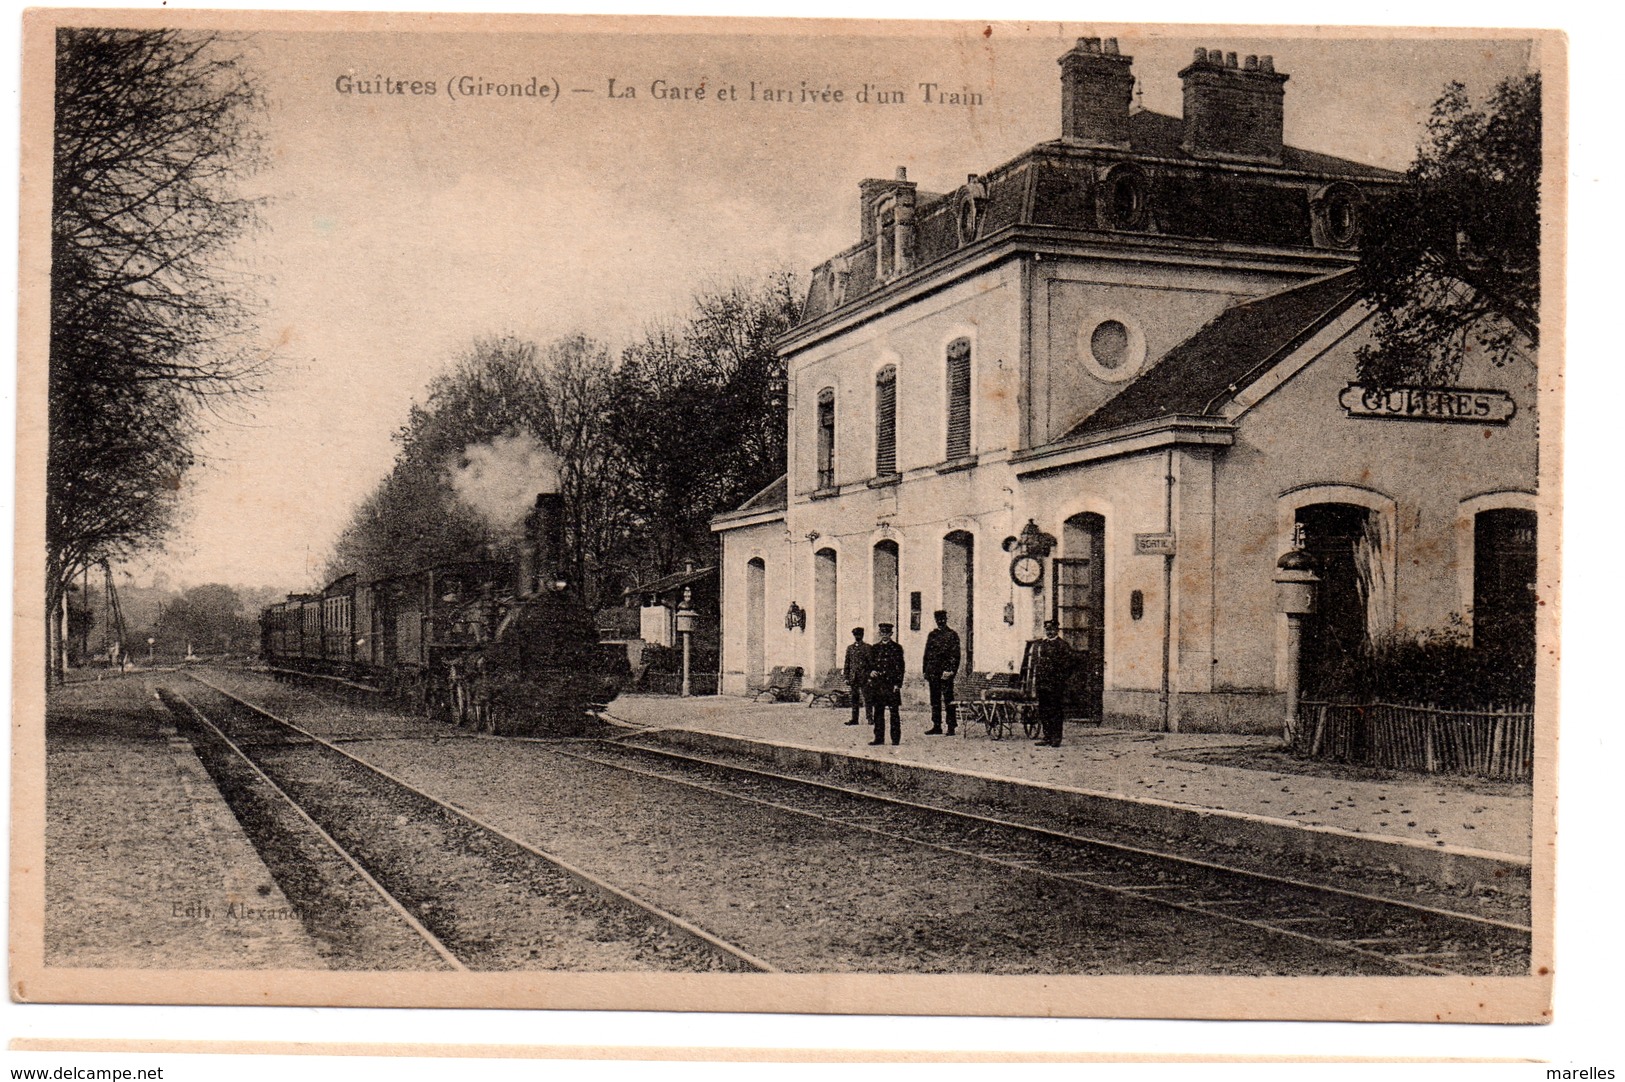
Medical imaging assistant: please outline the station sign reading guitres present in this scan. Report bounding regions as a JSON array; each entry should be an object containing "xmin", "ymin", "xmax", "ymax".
[{"xmin": 1338, "ymin": 383, "xmax": 1516, "ymax": 425}]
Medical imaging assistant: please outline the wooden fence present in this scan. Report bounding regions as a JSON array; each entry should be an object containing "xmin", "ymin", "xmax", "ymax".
[{"xmin": 1295, "ymin": 701, "xmax": 1533, "ymax": 780}]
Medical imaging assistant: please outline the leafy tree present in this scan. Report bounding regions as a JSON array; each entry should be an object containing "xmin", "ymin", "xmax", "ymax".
[
  {"xmin": 48, "ymin": 29, "xmax": 266, "ymax": 682},
  {"xmin": 610, "ymin": 272, "xmax": 800, "ymax": 578},
  {"xmin": 157, "ymin": 583, "xmax": 257, "ymax": 655},
  {"xmin": 1356, "ymin": 73, "xmax": 1541, "ymax": 387},
  {"xmin": 326, "ymin": 335, "xmax": 628, "ymax": 607},
  {"xmin": 326, "ymin": 336, "xmax": 552, "ymax": 584},
  {"xmin": 328, "ymin": 272, "xmax": 799, "ymax": 605}
]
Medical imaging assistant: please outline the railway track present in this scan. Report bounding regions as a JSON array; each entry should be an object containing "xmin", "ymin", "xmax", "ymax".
[
  {"xmin": 168, "ymin": 675, "xmax": 774, "ymax": 973},
  {"xmin": 179, "ymin": 669, "xmax": 1528, "ymax": 976},
  {"xmin": 557, "ymin": 738, "xmax": 1531, "ymax": 977}
]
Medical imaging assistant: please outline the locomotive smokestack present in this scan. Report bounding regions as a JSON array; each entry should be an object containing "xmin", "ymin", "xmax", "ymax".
[
  {"xmin": 521, "ymin": 492, "xmax": 566, "ymax": 595},
  {"xmin": 517, "ymin": 532, "xmax": 536, "ymax": 597}
]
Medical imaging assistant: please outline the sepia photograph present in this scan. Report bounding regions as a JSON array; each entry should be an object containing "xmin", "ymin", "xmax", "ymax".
[{"xmin": 13, "ymin": 8, "xmax": 1560, "ymax": 1027}]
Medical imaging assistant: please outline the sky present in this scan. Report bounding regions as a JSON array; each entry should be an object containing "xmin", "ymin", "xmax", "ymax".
[{"xmin": 91, "ymin": 20, "xmax": 1536, "ymax": 594}]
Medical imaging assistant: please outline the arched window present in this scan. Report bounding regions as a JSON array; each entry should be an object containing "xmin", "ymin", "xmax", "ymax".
[
  {"xmin": 945, "ymin": 338, "xmax": 972, "ymax": 461},
  {"xmin": 814, "ymin": 548, "xmax": 839, "ymax": 680},
  {"xmin": 745, "ymin": 557, "xmax": 767, "ymax": 684},
  {"xmin": 873, "ymin": 539, "xmax": 900, "ymax": 629},
  {"xmin": 942, "ymin": 530, "xmax": 975, "ymax": 672},
  {"xmin": 875, "ymin": 365, "xmax": 898, "ymax": 477},
  {"xmin": 816, "ymin": 387, "xmax": 836, "ymax": 490}
]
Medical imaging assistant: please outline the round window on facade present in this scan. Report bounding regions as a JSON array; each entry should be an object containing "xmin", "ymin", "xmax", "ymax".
[
  {"xmin": 1077, "ymin": 313, "xmax": 1147, "ymax": 383},
  {"xmin": 1090, "ymin": 320, "xmax": 1130, "ymax": 370}
]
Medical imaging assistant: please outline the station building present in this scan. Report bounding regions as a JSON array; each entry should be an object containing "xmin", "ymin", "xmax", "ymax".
[{"xmin": 712, "ymin": 41, "xmax": 1539, "ymax": 732}]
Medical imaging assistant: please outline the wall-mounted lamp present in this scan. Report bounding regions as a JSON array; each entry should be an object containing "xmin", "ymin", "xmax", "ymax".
[
  {"xmin": 1016, "ymin": 518, "xmax": 1058, "ymax": 558},
  {"xmin": 785, "ymin": 602, "xmax": 806, "ymax": 631}
]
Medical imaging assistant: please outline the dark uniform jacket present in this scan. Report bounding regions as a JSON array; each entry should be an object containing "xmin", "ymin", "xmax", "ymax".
[
  {"xmin": 923, "ymin": 627, "xmax": 961, "ymax": 679},
  {"xmin": 1030, "ymin": 635, "xmax": 1076, "ymax": 697},
  {"xmin": 843, "ymin": 641, "xmax": 872, "ymax": 686},
  {"xmin": 867, "ymin": 639, "xmax": 906, "ymax": 703}
]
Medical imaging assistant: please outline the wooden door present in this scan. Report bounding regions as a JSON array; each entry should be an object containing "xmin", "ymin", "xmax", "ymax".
[{"xmin": 1053, "ymin": 518, "xmax": 1105, "ymax": 719}]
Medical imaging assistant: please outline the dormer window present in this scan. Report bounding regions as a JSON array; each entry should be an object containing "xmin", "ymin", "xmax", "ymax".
[
  {"xmin": 1100, "ymin": 164, "xmax": 1150, "ymax": 231},
  {"xmin": 1312, "ymin": 182, "xmax": 1363, "ymax": 248},
  {"xmin": 875, "ymin": 199, "xmax": 897, "ymax": 280},
  {"xmin": 955, "ymin": 175, "xmax": 988, "ymax": 247}
]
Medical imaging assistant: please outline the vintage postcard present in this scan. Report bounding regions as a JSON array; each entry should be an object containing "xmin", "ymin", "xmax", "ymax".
[{"xmin": 13, "ymin": 8, "xmax": 1561, "ymax": 1024}]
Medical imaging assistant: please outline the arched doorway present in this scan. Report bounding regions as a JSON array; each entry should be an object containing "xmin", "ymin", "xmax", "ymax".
[
  {"xmin": 1474, "ymin": 508, "xmax": 1537, "ymax": 695},
  {"xmin": 745, "ymin": 558, "xmax": 766, "ymax": 685},
  {"xmin": 942, "ymin": 531, "xmax": 975, "ymax": 672},
  {"xmin": 1294, "ymin": 503, "xmax": 1373, "ymax": 693},
  {"xmin": 873, "ymin": 540, "xmax": 900, "ymax": 630},
  {"xmin": 1056, "ymin": 513, "xmax": 1105, "ymax": 719},
  {"xmin": 814, "ymin": 548, "xmax": 839, "ymax": 681}
]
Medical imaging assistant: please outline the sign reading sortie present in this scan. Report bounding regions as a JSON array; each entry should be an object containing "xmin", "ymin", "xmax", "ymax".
[
  {"xmin": 1134, "ymin": 533, "xmax": 1176, "ymax": 556},
  {"xmin": 1339, "ymin": 384, "xmax": 1516, "ymax": 424}
]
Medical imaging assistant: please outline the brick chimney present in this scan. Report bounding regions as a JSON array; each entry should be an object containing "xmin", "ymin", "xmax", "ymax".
[
  {"xmin": 1178, "ymin": 48, "xmax": 1288, "ymax": 163},
  {"xmin": 1058, "ymin": 37, "xmax": 1134, "ymax": 147}
]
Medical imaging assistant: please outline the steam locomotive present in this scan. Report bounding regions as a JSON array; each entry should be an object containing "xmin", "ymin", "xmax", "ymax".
[{"xmin": 259, "ymin": 493, "xmax": 620, "ymax": 735}]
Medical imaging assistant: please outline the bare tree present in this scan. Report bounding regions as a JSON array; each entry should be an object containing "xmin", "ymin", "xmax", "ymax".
[
  {"xmin": 539, "ymin": 335, "xmax": 633, "ymax": 604},
  {"xmin": 48, "ymin": 29, "xmax": 267, "ymax": 682}
]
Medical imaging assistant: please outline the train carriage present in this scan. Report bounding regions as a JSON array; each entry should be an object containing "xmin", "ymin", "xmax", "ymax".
[
  {"xmin": 322, "ymin": 574, "xmax": 356, "ymax": 671},
  {"xmin": 299, "ymin": 596, "xmax": 321, "ymax": 664},
  {"xmin": 261, "ymin": 493, "xmax": 618, "ymax": 734},
  {"xmin": 354, "ymin": 581, "xmax": 377, "ymax": 670}
]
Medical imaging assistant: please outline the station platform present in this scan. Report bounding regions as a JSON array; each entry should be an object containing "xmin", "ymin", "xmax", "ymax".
[
  {"xmin": 602, "ymin": 693, "xmax": 1534, "ymax": 889},
  {"xmin": 42, "ymin": 673, "xmax": 328, "ymax": 969}
]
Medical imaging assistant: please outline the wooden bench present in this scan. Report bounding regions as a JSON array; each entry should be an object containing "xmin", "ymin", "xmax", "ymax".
[
  {"xmin": 802, "ymin": 674, "xmax": 852, "ymax": 708},
  {"xmin": 748, "ymin": 665, "xmax": 804, "ymax": 703}
]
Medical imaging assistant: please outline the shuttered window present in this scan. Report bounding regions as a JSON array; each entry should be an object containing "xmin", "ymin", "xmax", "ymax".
[
  {"xmin": 946, "ymin": 338, "xmax": 972, "ymax": 460},
  {"xmin": 875, "ymin": 365, "xmax": 898, "ymax": 476},
  {"xmin": 816, "ymin": 387, "xmax": 836, "ymax": 489}
]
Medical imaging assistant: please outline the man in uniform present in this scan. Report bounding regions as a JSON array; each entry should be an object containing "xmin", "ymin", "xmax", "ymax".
[
  {"xmin": 842, "ymin": 627, "xmax": 870, "ymax": 726},
  {"xmin": 1032, "ymin": 619, "xmax": 1076, "ymax": 747},
  {"xmin": 923, "ymin": 610, "xmax": 961, "ymax": 735},
  {"xmin": 866, "ymin": 622, "xmax": 905, "ymax": 746}
]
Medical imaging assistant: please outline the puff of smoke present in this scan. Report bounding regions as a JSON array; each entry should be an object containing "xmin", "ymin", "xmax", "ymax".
[{"xmin": 447, "ymin": 432, "xmax": 561, "ymax": 538}]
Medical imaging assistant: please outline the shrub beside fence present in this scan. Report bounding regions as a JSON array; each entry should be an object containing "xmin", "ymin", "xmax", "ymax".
[
  {"xmin": 1295, "ymin": 701, "xmax": 1533, "ymax": 780},
  {"xmin": 635, "ymin": 670, "xmax": 719, "ymax": 696}
]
